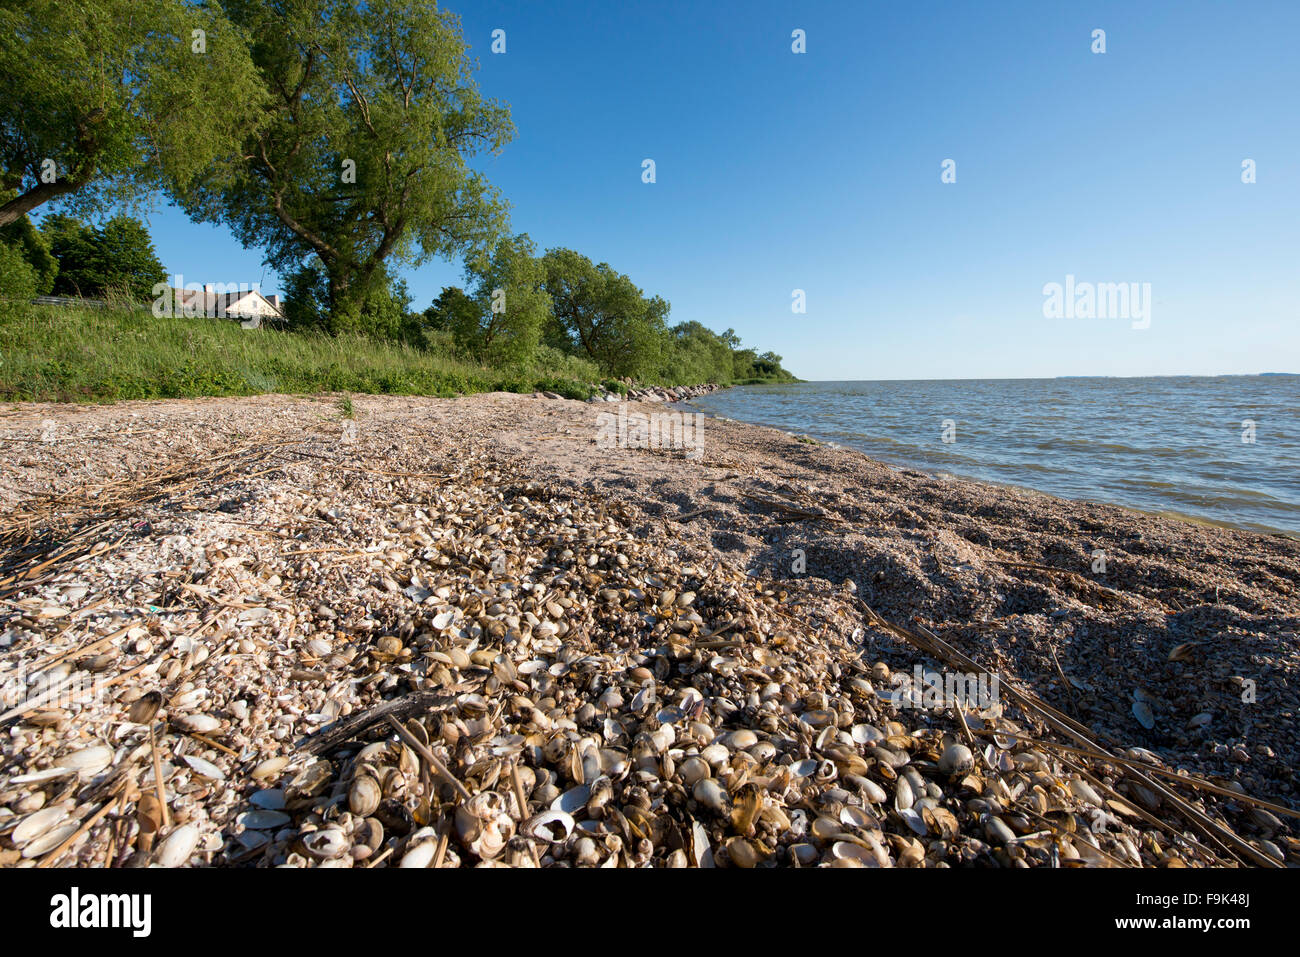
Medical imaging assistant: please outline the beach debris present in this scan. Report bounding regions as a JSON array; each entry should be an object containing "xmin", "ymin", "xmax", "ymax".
[{"xmin": 0, "ymin": 396, "xmax": 1294, "ymax": 869}]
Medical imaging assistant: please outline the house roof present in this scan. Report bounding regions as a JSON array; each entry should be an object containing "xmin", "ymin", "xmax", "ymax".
[{"xmin": 171, "ymin": 287, "xmax": 284, "ymax": 320}]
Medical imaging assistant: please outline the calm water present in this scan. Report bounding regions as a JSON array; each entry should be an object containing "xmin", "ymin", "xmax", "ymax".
[{"xmin": 684, "ymin": 377, "xmax": 1300, "ymax": 535}]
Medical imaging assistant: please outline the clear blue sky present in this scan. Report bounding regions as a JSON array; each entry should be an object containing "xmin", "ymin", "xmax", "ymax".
[{"xmin": 122, "ymin": 0, "xmax": 1300, "ymax": 379}]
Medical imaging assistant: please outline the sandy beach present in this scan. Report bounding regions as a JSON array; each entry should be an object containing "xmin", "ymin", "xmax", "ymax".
[{"xmin": 0, "ymin": 392, "xmax": 1295, "ymax": 867}]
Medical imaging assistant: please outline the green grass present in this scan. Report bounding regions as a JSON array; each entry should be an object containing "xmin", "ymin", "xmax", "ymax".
[{"xmin": 0, "ymin": 302, "xmax": 604, "ymax": 403}]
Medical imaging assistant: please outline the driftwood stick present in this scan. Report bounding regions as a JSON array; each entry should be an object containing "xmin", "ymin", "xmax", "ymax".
[
  {"xmin": 297, "ymin": 690, "xmax": 453, "ymax": 757},
  {"xmin": 384, "ymin": 714, "xmax": 470, "ymax": 801},
  {"xmin": 149, "ymin": 725, "xmax": 170, "ymax": 830}
]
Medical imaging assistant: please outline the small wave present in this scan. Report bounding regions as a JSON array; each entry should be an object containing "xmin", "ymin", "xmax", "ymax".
[{"xmin": 697, "ymin": 380, "xmax": 1300, "ymax": 533}]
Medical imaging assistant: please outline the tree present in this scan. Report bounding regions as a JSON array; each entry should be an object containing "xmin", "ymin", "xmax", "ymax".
[
  {"xmin": 423, "ymin": 286, "xmax": 477, "ymax": 332},
  {"xmin": 283, "ymin": 257, "xmax": 413, "ymax": 341},
  {"xmin": 282, "ymin": 261, "xmax": 329, "ymax": 331},
  {"xmin": 0, "ymin": 0, "xmax": 267, "ymax": 227},
  {"xmin": 454, "ymin": 233, "xmax": 549, "ymax": 363},
  {"xmin": 541, "ymin": 248, "xmax": 669, "ymax": 378},
  {"xmin": 0, "ymin": 199, "xmax": 58, "ymax": 299},
  {"xmin": 664, "ymin": 320, "xmax": 735, "ymax": 384},
  {"xmin": 44, "ymin": 214, "xmax": 166, "ymax": 301},
  {"xmin": 178, "ymin": 0, "xmax": 514, "ymax": 324}
]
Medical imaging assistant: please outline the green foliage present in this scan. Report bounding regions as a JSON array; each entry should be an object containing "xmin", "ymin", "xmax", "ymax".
[
  {"xmin": 533, "ymin": 378, "xmax": 594, "ymax": 401},
  {"xmin": 525, "ymin": 344, "xmax": 601, "ymax": 384},
  {"xmin": 423, "ymin": 286, "xmax": 477, "ymax": 332},
  {"xmin": 282, "ymin": 261, "xmax": 330, "ymax": 331},
  {"xmin": 0, "ymin": 204, "xmax": 57, "ymax": 298},
  {"xmin": 541, "ymin": 248, "xmax": 669, "ymax": 379},
  {"xmin": 0, "ymin": 238, "xmax": 40, "ymax": 300},
  {"xmin": 455, "ymin": 233, "xmax": 550, "ymax": 363},
  {"xmin": 178, "ymin": 0, "xmax": 514, "ymax": 318},
  {"xmin": 0, "ymin": 0, "xmax": 267, "ymax": 226},
  {"xmin": 0, "ymin": 300, "xmax": 612, "ymax": 402},
  {"xmin": 658, "ymin": 320, "xmax": 734, "ymax": 385},
  {"xmin": 0, "ymin": 3, "xmax": 801, "ymax": 394},
  {"xmin": 42, "ymin": 214, "xmax": 165, "ymax": 301},
  {"xmin": 283, "ymin": 259, "xmax": 418, "ymax": 347}
]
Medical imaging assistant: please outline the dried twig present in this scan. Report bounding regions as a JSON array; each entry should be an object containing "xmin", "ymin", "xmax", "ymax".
[{"xmin": 384, "ymin": 714, "xmax": 470, "ymax": 801}]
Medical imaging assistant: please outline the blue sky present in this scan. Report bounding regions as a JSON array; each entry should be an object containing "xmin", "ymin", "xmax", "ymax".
[{"xmin": 86, "ymin": 0, "xmax": 1300, "ymax": 379}]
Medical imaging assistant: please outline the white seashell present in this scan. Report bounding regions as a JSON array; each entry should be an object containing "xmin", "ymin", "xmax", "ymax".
[
  {"xmin": 840, "ymin": 806, "xmax": 876, "ymax": 829},
  {"xmin": 156, "ymin": 823, "xmax": 200, "ymax": 867},
  {"xmin": 169, "ymin": 689, "xmax": 205, "ymax": 710},
  {"xmin": 898, "ymin": 807, "xmax": 928, "ymax": 835},
  {"xmin": 678, "ymin": 756, "xmax": 710, "ymax": 787},
  {"xmin": 399, "ymin": 840, "xmax": 436, "ymax": 868},
  {"xmin": 12, "ymin": 806, "xmax": 69, "ymax": 847},
  {"xmin": 239, "ymin": 809, "xmax": 291, "ymax": 830},
  {"xmin": 551, "ymin": 785, "xmax": 590, "ymax": 814},
  {"xmin": 649, "ymin": 723, "xmax": 675, "ymax": 752},
  {"xmin": 180, "ymin": 754, "xmax": 224, "ymax": 781},
  {"xmin": 721, "ymin": 729, "xmax": 758, "ymax": 750},
  {"xmin": 175, "ymin": 714, "xmax": 221, "ymax": 734},
  {"xmin": 857, "ymin": 778, "xmax": 887, "ymax": 804},
  {"xmin": 692, "ymin": 777, "xmax": 729, "ymax": 814},
  {"xmin": 700, "ymin": 743, "xmax": 729, "ymax": 769},
  {"xmin": 348, "ymin": 775, "xmax": 381, "ymax": 817},
  {"xmin": 692, "ymin": 820, "xmax": 714, "ymax": 867},
  {"xmin": 894, "ymin": 776, "xmax": 914, "ymax": 811},
  {"xmin": 832, "ymin": 840, "xmax": 882, "ymax": 866},
  {"xmin": 8, "ymin": 767, "xmax": 74, "ymax": 785},
  {"xmin": 1070, "ymin": 778, "xmax": 1105, "ymax": 807},
  {"xmin": 252, "ymin": 756, "xmax": 289, "ymax": 782},
  {"xmin": 55, "ymin": 745, "xmax": 113, "ymax": 777},
  {"xmin": 21, "ymin": 821, "xmax": 79, "ymax": 858},
  {"xmin": 305, "ymin": 638, "xmax": 332, "ymax": 657},
  {"xmin": 850, "ymin": 723, "xmax": 884, "ymax": 745},
  {"xmin": 303, "ymin": 826, "xmax": 348, "ymax": 860},
  {"xmin": 938, "ymin": 743, "xmax": 975, "ymax": 775},
  {"xmin": 522, "ymin": 810, "xmax": 575, "ymax": 843}
]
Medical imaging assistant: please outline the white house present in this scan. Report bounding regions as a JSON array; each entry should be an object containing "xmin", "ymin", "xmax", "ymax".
[{"xmin": 168, "ymin": 283, "xmax": 285, "ymax": 328}]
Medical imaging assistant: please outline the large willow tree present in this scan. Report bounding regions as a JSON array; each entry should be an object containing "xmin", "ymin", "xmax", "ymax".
[
  {"xmin": 178, "ymin": 0, "xmax": 514, "ymax": 325},
  {"xmin": 0, "ymin": 0, "xmax": 266, "ymax": 227}
]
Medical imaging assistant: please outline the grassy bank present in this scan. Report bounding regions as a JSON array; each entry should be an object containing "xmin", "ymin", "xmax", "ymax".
[{"xmin": 0, "ymin": 302, "xmax": 615, "ymax": 402}]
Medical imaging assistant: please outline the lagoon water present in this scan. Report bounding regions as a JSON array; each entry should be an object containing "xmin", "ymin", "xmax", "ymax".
[{"xmin": 684, "ymin": 376, "xmax": 1300, "ymax": 535}]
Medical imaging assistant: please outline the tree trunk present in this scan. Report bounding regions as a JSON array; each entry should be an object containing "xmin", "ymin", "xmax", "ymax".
[{"xmin": 0, "ymin": 180, "xmax": 78, "ymax": 228}]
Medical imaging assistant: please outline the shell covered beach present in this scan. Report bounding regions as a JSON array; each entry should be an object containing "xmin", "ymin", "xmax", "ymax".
[{"xmin": 0, "ymin": 392, "xmax": 1296, "ymax": 868}]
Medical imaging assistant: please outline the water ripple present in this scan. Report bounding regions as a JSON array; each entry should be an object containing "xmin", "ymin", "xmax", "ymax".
[{"xmin": 688, "ymin": 377, "xmax": 1300, "ymax": 534}]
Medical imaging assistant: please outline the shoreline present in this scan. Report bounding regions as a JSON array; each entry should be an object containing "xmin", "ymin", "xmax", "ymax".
[
  {"xmin": 675, "ymin": 393, "xmax": 1300, "ymax": 541},
  {"xmin": 1, "ymin": 392, "xmax": 1295, "ymax": 867}
]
